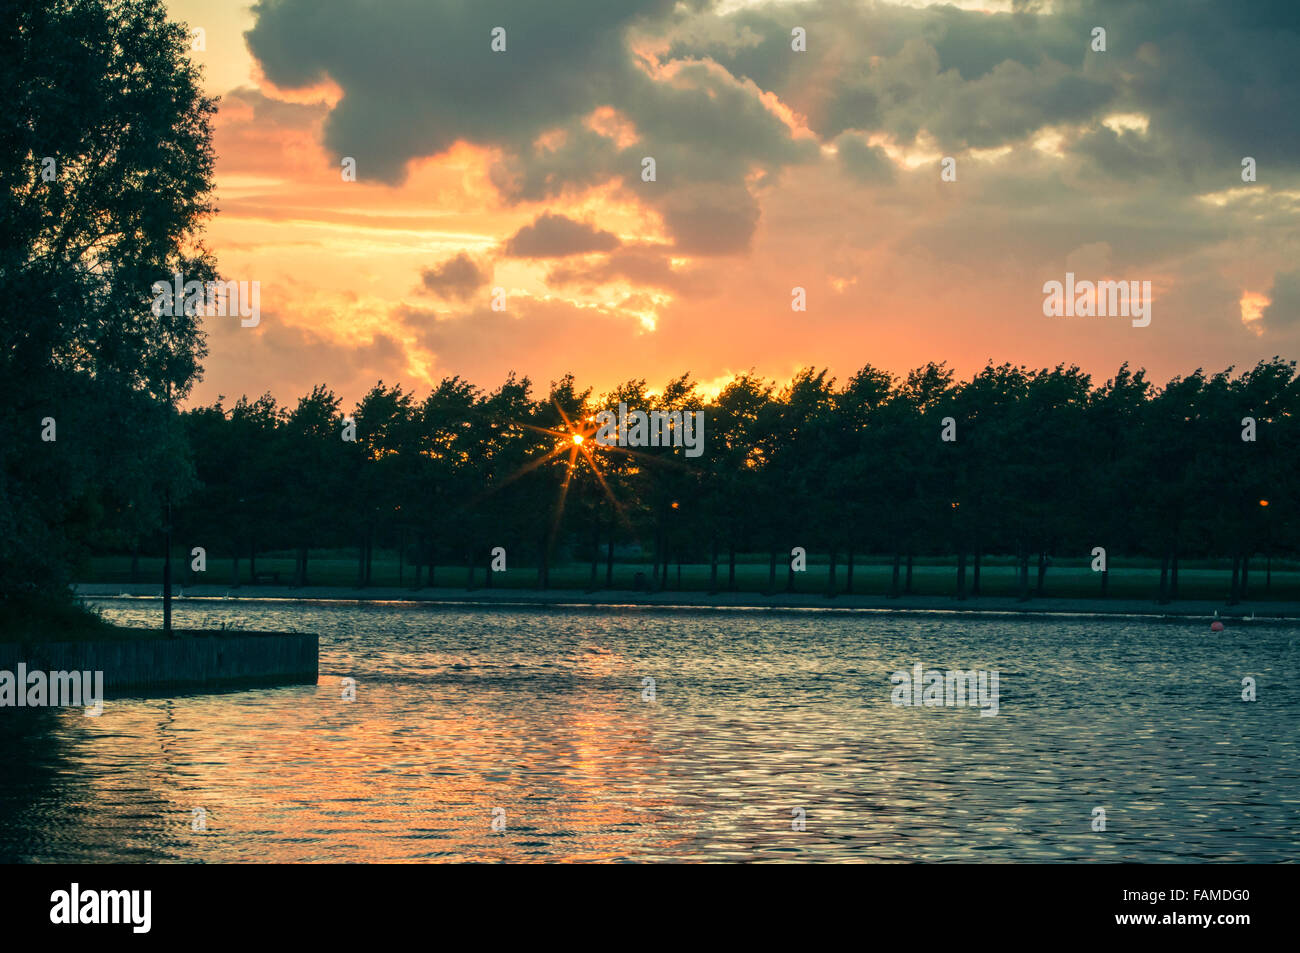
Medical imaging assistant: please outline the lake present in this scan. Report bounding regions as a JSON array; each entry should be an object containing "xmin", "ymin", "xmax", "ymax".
[{"xmin": 1, "ymin": 599, "xmax": 1296, "ymax": 862}]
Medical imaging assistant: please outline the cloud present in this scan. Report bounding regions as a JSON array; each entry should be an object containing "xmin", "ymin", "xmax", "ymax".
[
  {"xmin": 503, "ymin": 212, "xmax": 620, "ymax": 258},
  {"xmin": 246, "ymin": 0, "xmax": 680, "ymax": 179},
  {"xmin": 1262, "ymin": 269, "xmax": 1300, "ymax": 329},
  {"xmin": 834, "ymin": 132, "xmax": 895, "ymax": 183},
  {"xmin": 243, "ymin": 0, "xmax": 815, "ymax": 253},
  {"xmin": 545, "ymin": 244, "xmax": 706, "ymax": 294},
  {"xmin": 193, "ymin": 309, "xmax": 411, "ymax": 408},
  {"xmin": 211, "ymin": 86, "xmax": 330, "ymax": 177},
  {"xmin": 419, "ymin": 253, "xmax": 491, "ymax": 300},
  {"xmin": 395, "ymin": 297, "xmax": 672, "ymax": 387},
  {"xmin": 663, "ymin": 0, "xmax": 1300, "ymax": 177},
  {"xmin": 658, "ymin": 182, "xmax": 763, "ymax": 255}
]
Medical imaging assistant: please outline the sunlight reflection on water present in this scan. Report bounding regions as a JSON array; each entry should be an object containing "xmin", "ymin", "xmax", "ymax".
[{"xmin": 1, "ymin": 600, "xmax": 1296, "ymax": 862}]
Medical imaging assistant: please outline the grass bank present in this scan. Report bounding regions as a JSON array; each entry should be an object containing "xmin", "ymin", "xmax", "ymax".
[
  {"xmin": 0, "ymin": 595, "xmax": 155, "ymax": 643},
  {"xmin": 82, "ymin": 551, "xmax": 1300, "ymax": 604}
]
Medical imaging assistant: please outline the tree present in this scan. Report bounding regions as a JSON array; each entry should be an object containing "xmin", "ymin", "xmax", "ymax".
[
  {"xmin": 1, "ymin": 0, "xmax": 217, "ymax": 605},
  {"xmin": 281, "ymin": 386, "xmax": 345, "ymax": 587}
]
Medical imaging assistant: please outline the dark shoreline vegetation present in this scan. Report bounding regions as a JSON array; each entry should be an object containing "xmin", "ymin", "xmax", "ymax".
[
  {"xmin": 73, "ymin": 359, "xmax": 1300, "ymax": 625},
  {"xmin": 0, "ymin": 591, "xmax": 239, "ymax": 643}
]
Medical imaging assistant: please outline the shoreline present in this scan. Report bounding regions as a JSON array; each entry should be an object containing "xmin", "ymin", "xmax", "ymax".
[{"xmin": 74, "ymin": 582, "xmax": 1300, "ymax": 623}]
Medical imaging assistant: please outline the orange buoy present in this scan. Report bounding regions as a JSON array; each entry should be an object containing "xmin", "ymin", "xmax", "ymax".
[{"xmin": 1210, "ymin": 620, "xmax": 1225, "ymax": 632}]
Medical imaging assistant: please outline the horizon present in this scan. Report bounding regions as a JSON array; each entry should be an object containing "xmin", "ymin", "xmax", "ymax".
[{"xmin": 183, "ymin": 355, "xmax": 1299, "ymax": 411}]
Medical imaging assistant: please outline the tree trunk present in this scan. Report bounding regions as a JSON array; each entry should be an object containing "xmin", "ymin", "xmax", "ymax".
[
  {"xmin": 589, "ymin": 524, "xmax": 599, "ymax": 590},
  {"xmin": 539, "ymin": 532, "xmax": 548, "ymax": 590},
  {"xmin": 845, "ymin": 549, "xmax": 854, "ymax": 595},
  {"xmin": 1016, "ymin": 544, "xmax": 1029, "ymax": 601},
  {"xmin": 709, "ymin": 537, "xmax": 719, "ymax": 593},
  {"xmin": 890, "ymin": 552, "xmax": 901, "ymax": 598},
  {"xmin": 956, "ymin": 550, "xmax": 966, "ymax": 600},
  {"xmin": 1241, "ymin": 554, "xmax": 1250, "ymax": 601},
  {"xmin": 468, "ymin": 547, "xmax": 477, "ymax": 591},
  {"xmin": 606, "ymin": 532, "xmax": 614, "ymax": 588},
  {"xmin": 904, "ymin": 553, "xmax": 914, "ymax": 595},
  {"xmin": 249, "ymin": 542, "xmax": 257, "ymax": 584},
  {"xmin": 972, "ymin": 547, "xmax": 981, "ymax": 596},
  {"xmin": 768, "ymin": 548, "xmax": 777, "ymax": 594},
  {"xmin": 1158, "ymin": 552, "xmax": 1170, "ymax": 604},
  {"xmin": 163, "ymin": 516, "xmax": 172, "ymax": 636},
  {"xmin": 728, "ymin": 545, "xmax": 736, "ymax": 591},
  {"xmin": 1229, "ymin": 554, "xmax": 1240, "ymax": 604},
  {"xmin": 1036, "ymin": 551, "xmax": 1047, "ymax": 597},
  {"xmin": 1169, "ymin": 550, "xmax": 1178, "ymax": 601},
  {"xmin": 828, "ymin": 547, "xmax": 837, "ymax": 597}
]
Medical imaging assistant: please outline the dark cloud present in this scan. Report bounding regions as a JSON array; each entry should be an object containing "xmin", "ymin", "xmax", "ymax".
[
  {"xmin": 244, "ymin": 0, "xmax": 815, "ymax": 253},
  {"xmin": 1112, "ymin": 0, "xmax": 1300, "ymax": 171},
  {"xmin": 420, "ymin": 252, "xmax": 490, "ymax": 300},
  {"xmin": 1072, "ymin": 126, "xmax": 1164, "ymax": 180},
  {"xmin": 658, "ymin": 183, "xmax": 762, "ymax": 255},
  {"xmin": 504, "ymin": 212, "xmax": 620, "ymax": 258},
  {"xmin": 546, "ymin": 244, "xmax": 707, "ymax": 294},
  {"xmin": 1262, "ymin": 269, "xmax": 1300, "ymax": 330},
  {"xmin": 662, "ymin": 0, "xmax": 1109, "ymax": 145},
  {"xmin": 246, "ymin": 0, "xmax": 677, "ymax": 180},
  {"xmin": 244, "ymin": 0, "xmax": 1300, "ymax": 195},
  {"xmin": 835, "ymin": 132, "xmax": 894, "ymax": 183},
  {"xmin": 662, "ymin": 0, "xmax": 1300, "ymax": 175}
]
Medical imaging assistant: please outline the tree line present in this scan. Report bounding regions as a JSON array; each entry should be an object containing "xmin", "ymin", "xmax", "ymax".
[{"xmin": 105, "ymin": 357, "xmax": 1300, "ymax": 602}]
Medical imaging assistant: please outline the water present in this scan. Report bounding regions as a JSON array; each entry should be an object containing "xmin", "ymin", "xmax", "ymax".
[{"xmin": 2, "ymin": 599, "xmax": 1297, "ymax": 862}]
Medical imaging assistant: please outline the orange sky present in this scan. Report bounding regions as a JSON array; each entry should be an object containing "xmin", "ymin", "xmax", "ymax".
[{"xmin": 169, "ymin": 0, "xmax": 1300, "ymax": 408}]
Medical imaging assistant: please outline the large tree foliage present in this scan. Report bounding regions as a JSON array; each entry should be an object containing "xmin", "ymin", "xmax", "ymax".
[
  {"xmin": 156, "ymin": 358, "xmax": 1300, "ymax": 602},
  {"xmin": 1, "ymin": 0, "xmax": 216, "ymax": 601}
]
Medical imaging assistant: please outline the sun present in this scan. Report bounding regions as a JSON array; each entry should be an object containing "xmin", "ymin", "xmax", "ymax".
[{"xmin": 475, "ymin": 400, "xmax": 697, "ymax": 571}]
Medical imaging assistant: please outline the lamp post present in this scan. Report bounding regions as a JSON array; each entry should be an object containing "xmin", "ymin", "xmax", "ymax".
[
  {"xmin": 670, "ymin": 500, "xmax": 681, "ymax": 590},
  {"xmin": 163, "ymin": 490, "xmax": 172, "ymax": 636},
  {"xmin": 951, "ymin": 501, "xmax": 965, "ymax": 600},
  {"xmin": 162, "ymin": 379, "xmax": 174, "ymax": 638}
]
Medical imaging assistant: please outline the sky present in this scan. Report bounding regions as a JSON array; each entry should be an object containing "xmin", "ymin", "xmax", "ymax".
[{"xmin": 168, "ymin": 0, "xmax": 1300, "ymax": 407}]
